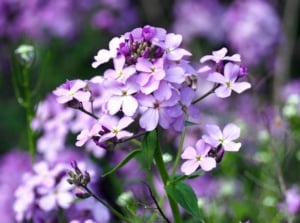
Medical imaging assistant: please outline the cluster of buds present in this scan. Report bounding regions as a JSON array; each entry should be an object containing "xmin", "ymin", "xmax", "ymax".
[{"xmin": 68, "ymin": 160, "xmax": 91, "ymax": 187}]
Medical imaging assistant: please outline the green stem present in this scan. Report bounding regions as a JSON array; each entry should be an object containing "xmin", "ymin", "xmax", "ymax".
[
  {"xmin": 153, "ymin": 130, "xmax": 182, "ymax": 223},
  {"xmin": 23, "ymin": 67, "xmax": 35, "ymax": 162},
  {"xmin": 83, "ymin": 186, "xmax": 132, "ymax": 223},
  {"xmin": 171, "ymin": 114, "xmax": 188, "ymax": 177}
]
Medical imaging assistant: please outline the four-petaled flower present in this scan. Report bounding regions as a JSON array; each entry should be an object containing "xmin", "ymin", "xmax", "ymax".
[
  {"xmin": 38, "ymin": 177, "xmax": 74, "ymax": 211},
  {"xmin": 200, "ymin": 47, "xmax": 241, "ymax": 64},
  {"xmin": 100, "ymin": 116, "xmax": 134, "ymax": 142},
  {"xmin": 53, "ymin": 80, "xmax": 91, "ymax": 104},
  {"xmin": 207, "ymin": 62, "xmax": 251, "ymax": 98},
  {"xmin": 202, "ymin": 123, "xmax": 242, "ymax": 152},
  {"xmin": 181, "ymin": 139, "xmax": 216, "ymax": 175},
  {"xmin": 76, "ymin": 123, "xmax": 102, "ymax": 147}
]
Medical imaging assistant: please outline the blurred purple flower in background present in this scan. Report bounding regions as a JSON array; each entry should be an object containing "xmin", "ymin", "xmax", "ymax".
[
  {"xmin": 0, "ymin": 0, "xmax": 140, "ymax": 42},
  {"xmin": 0, "ymin": 0, "xmax": 89, "ymax": 41},
  {"xmin": 282, "ymin": 186, "xmax": 300, "ymax": 215},
  {"xmin": 223, "ymin": 0, "xmax": 281, "ymax": 66},
  {"xmin": 91, "ymin": 0, "xmax": 139, "ymax": 35},
  {"xmin": 172, "ymin": 0, "xmax": 225, "ymax": 44},
  {"xmin": 0, "ymin": 150, "xmax": 31, "ymax": 223}
]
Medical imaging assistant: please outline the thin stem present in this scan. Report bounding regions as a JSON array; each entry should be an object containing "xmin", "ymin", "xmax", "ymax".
[
  {"xmin": 192, "ymin": 84, "xmax": 218, "ymax": 105},
  {"xmin": 117, "ymin": 131, "xmax": 147, "ymax": 144},
  {"xmin": 77, "ymin": 107, "xmax": 99, "ymax": 120},
  {"xmin": 23, "ymin": 67, "xmax": 35, "ymax": 162},
  {"xmin": 83, "ymin": 185, "xmax": 132, "ymax": 223},
  {"xmin": 273, "ymin": 0, "xmax": 300, "ymax": 106},
  {"xmin": 144, "ymin": 183, "xmax": 171, "ymax": 223},
  {"xmin": 171, "ymin": 114, "xmax": 188, "ymax": 176},
  {"xmin": 153, "ymin": 130, "xmax": 182, "ymax": 223}
]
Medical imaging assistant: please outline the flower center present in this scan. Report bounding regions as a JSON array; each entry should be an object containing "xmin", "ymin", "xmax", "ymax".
[{"xmin": 196, "ymin": 155, "xmax": 202, "ymax": 161}]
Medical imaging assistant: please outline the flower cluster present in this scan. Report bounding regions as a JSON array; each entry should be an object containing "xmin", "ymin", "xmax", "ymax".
[
  {"xmin": 52, "ymin": 26, "xmax": 251, "ymax": 179},
  {"xmin": 13, "ymin": 157, "xmax": 109, "ymax": 223},
  {"xmin": 181, "ymin": 123, "xmax": 241, "ymax": 175}
]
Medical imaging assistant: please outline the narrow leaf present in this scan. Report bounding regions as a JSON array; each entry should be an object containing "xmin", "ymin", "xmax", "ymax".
[
  {"xmin": 102, "ymin": 149, "xmax": 142, "ymax": 177},
  {"xmin": 184, "ymin": 120, "xmax": 199, "ymax": 126},
  {"xmin": 166, "ymin": 181, "xmax": 202, "ymax": 219},
  {"xmin": 141, "ymin": 130, "xmax": 158, "ymax": 169}
]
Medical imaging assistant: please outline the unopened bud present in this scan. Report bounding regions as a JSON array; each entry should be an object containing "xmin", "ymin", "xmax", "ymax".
[{"xmin": 15, "ymin": 44, "xmax": 35, "ymax": 67}]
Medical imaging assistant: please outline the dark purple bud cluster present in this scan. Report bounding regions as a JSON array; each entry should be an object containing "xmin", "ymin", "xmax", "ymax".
[
  {"xmin": 117, "ymin": 26, "xmax": 164, "ymax": 65},
  {"xmin": 68, "ymin": 160, "xmax": 91, "ymax": 187}
]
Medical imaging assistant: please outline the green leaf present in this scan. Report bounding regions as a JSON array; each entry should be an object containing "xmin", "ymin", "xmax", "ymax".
[
  {"xmin": 141, "ymin": 130, "xmax": 158, "ymax": 169},
  {"xmin": 166, "ymin": 181, "xmax": 202, "ymax": 219},
  {"xmin": 102, "ymin": 149, "xmax": 142, "ymax": 177},
  {"xmin": 171, "ymin": 170, "xmax": 205, "ymax": 184},
  {"xmin": 184, "ymin": 120, "xmax": 199, "ymax": 126}
]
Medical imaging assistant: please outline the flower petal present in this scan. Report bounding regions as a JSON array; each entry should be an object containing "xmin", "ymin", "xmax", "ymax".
[
  {"xmin": 181, "ymin": 160, "xmax": 199, "ymax": 175},
  {"xmin": 215, "ymin": 86, "xmax": 232, "ymax": 98},
  {"xmin": 223, "ymin": 123, "xmax": 240, "ymax": 140},
  {"xmin": 231, "ymin": 82, "xmax": 251, "ymax": 94},
  {"xmin": 207, "ymin": 72, "xmax": 226, "ymax": 84},
  {"xmin": 223, "ymin": 141, "xmax": 241, "ymax": 152},
  {"xmin": 181, "ymin": 146, "xmax": 197, "ymax": 159},
  {"xmin": 200, "ymin": 157, "xmax": 216, "ymax": 171},
  {"xmin": 139, "ymin": 109, "xmax": 159, "ymax": 131}
]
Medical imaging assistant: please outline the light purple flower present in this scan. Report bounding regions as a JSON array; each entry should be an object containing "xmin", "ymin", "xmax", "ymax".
[
  {"xmin": 53, "ymin": 80, "xmax": 90, "ymax": 104},
  {"xmin": 181, "ymin": 139, "xmax": 216, "ymax": 175},
  {"xmin": 200, "ymin": 47, "xmax": 241, "ymax": 64},
  {"xmin": 38, "ymin": 177, "xmax": 74, "ymax": 211},
  {"xmin": 284, "ymin": 186, "xmax": 300, "ymax": 214},
  {"xmin": 202, "ymin": 123, "xmax": 242, "ymax": 152},
  {"xmin": 223, "ymin": 0, "xmax": 281, "ymax": 66},
  {"xmin": 74, "ymin": 197, "xmax": 110, "ymax": 223},
  {"xmin": 135, "ymin": 58, "xmax": 166, "ymax": 94},
  {"xmin": 172, "ymin": 0, "xmax": 225, "ymax": 44},
  {"xmin": 138, "ymin": 92, "xmax": 179, "ymax": 131},
  {"xmin": 0, "ymin": 150, "xmax": 31, "ymax": 223},
  {"xmin": 100, "ymin": 116, "xmax": 134, "ymax": 142},
  {"xmin": 159, "ymin": 33, "xmax": 192, "ymax": 61},
  {"xmin": 76, "ymin": 123, "xmax": 102, "ymax": 147},
  {"xmin": 106, "ymin": 82, "xmax": 139, "ymax": 116},
  {"xmin": 207, "ymin": 62, "xmax": 251, "ymax": 98},
  {"xmin": 70, "ymin": 220, "xmax": 97, "ymax": 223},
  {"xmin": 169, "ymin": 86, "xmax": 199, "ymax": 131},
  {"xmin": 104, "ymin": 55, "xmax": 136, "ymax": 83},
  {"xmin": 92, "ymin": 36, "xmax": 124, "ymax": 68}
]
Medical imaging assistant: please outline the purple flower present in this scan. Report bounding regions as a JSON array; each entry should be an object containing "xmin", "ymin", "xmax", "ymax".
[
  {"xmin": 53, "ymin": 80, "xmax": 91, "ymax": 104},
  {"xmin": 158, "ymin": 33, "xmax": 192, "ymax": 61},
  {"xmin": 38, "ymin": 177, "xmax": 74, "ymax": 211},
  {"xmin": 284, "ymin": 186, "xmax": 300, "ymax": 214},
  {"xmin": 76, "ymin": 123, "xmax": 102, "ymax": 147},
  {"xmin": 137, "ymin": 92, "xmax": 179, "ymax": 131},
  {"xmin": 0, "ymin": 150, "xmax": 31, "ymax": 223},
  {"xmin": 170, "ymin": 86, "xmax": 199, "ymax": 131},
  {"xmin": 104, "ymin": 55, "xmax": 136, "ymax": 83},
  {"xmin": 92, "ymin": 36, "xmax": 124, "ymax": 68},
  {"xmin": 106, "ymin": 82, "xmax": 139, "ymax": 116},
  {"xmin": 100, "ymin": 116, "xmax": 134, "ymax": 142},
  {"xmin": 223, "ymin": 0, "xmax": 281, "ymax": 65},
  {"xmin": 70, "ymin": 220, "xmax": 97, "ymax": 223},
  {"xmin": 202, "ymin": 123, "xmax": 242, "ymax": 152},
  {"xmin": 172, "ymin": 0, "xmax": 225, "ymax": 44},
  {"xmin": 181, "ymin": 139, "xmax": 216, "ymax": 175},
  {"xmin": 135, "ymin": 58, "xmax": 166, "ymax": 94},
  {"xmin": 200, "ymin": 47, "xmax": 241, "ymax": 64},
  {"xmin": 207, "ymin": 62, "xmax": 251, "ymax": 98}
]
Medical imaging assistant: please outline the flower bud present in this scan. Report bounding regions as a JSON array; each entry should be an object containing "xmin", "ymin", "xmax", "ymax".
[{"xmin": 15, "ymin": 44, "xmax": 35, "ymax": 67}]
